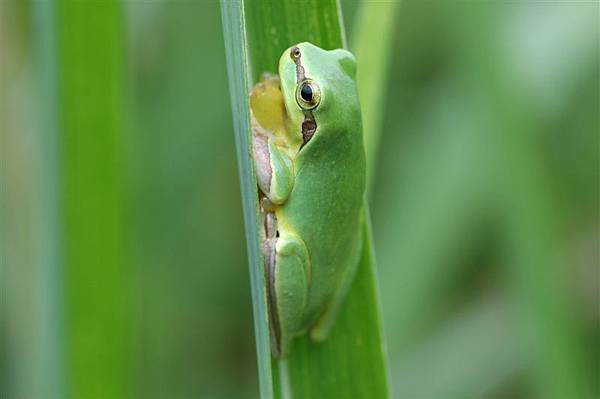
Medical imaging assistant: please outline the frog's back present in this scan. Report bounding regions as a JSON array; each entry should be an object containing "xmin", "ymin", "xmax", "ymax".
[
  {"xmin": 278, "ymin": 99, "xmax": 366, "ymax": 330},
  {"xmin": 273, "ymin": 42, "xmax": 366, "ymax": 333}
]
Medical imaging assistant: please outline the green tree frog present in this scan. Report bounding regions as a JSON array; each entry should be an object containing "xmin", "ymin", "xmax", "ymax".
[{"xmin": 250, "ymin": 42, "xmax": 366, "ymax": 358}]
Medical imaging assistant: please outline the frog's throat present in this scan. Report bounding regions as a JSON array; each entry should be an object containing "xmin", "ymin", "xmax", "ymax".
[{"xmin": 290, "ymin": 45, "xmax": 317, "ymax": 149}]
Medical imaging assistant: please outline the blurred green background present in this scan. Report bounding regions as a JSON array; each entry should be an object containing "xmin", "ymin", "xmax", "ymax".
[{"xmin": 1, "ymin": 1, "xmax": 598, "ymax": 398}]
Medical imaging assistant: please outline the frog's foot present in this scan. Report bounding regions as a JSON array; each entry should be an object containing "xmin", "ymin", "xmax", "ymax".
[{"xmin": 266, "ymin": 233, "xmax": 310, "ymax": 358}]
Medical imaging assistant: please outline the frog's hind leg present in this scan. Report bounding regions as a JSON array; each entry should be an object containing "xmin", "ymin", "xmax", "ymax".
[
  {"xmin": 309, "ymin": 262, "xmax": 359, "ymax": 342},
  {"xmin": 271, "ymin": 233, "xmax": 310, "ymax": 357},
  {"xmin": 310, "ymin": 229, "xmax": 363, "ymax": 342}
]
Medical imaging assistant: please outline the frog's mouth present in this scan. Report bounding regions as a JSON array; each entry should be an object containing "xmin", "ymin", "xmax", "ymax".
[{"xmin": 290, "ymin": 45, "xmax": 318, "ymax": 151}]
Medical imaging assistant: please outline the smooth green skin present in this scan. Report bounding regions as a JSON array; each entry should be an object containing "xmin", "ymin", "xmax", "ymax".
[{"xmin": 254, "ymin": 42, "xmax": 366, "ymax": 358}]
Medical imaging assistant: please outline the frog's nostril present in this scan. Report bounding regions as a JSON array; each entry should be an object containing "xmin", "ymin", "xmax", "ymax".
[{"xmin": 290, "ymin": 46, "xmax": 301, "ymax": 60}]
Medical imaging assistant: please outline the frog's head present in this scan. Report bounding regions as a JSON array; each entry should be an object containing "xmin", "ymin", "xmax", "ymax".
[{"xmin": 278, "ymin": 42, "xmax": 358, "ymax": 153}]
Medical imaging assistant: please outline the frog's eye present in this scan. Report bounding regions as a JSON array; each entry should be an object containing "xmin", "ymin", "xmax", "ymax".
[{"xmin": 296, "ymin": 79, "xmax": 321, "ymax": 110}]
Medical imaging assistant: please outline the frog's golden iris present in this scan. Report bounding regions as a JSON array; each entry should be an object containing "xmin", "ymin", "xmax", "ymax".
[{"xmin": 296, "ymin": 79, "xmax": 321, "ymax": 110}]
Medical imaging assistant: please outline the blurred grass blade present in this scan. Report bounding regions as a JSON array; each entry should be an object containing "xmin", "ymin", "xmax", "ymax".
[
  {"xmin": 352, "ymin": 1, "xmax": 400, "ymax": 191},
  {"xmin": 53, "ymin": 0, "xmax": 131, "ymax": 396},
  {"xmin": 454, "ymin": 5, "xmax": 592, "ymax": 397},
  {"xmin": 220, "ymin": 1, "xmax": 274, "ymax": 397},
  {"xmin": 34, "ymin": 0, "xmax": 64, "ymax": 396},
  {"xmin": 221, "ymin": 0, "xmax": 389, "ymax": 397}
]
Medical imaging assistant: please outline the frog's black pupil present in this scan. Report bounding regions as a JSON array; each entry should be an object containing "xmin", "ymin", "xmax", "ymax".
[{"xmin": 301, "ymin": 84, "xmax": 313, "ymax": 102}]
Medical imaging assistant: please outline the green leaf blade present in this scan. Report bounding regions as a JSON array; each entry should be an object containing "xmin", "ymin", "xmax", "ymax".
[
  {"xmin": 245, "ymin": 0, "xmax": 344, "ymax": 79},
  {"xmin": 221, "ymin": 0, "xmax": 390, "ymax": 397},
  {"xmin": 220, "ymin": 1, "xmax": 274, "ymax": 397},
  {"xmin": 52, "ymin": 0, "xmax": 131, "ymax": 396}
]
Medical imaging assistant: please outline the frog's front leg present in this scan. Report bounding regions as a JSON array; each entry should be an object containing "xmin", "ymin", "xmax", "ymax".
[
  {"xmin": 252, "ymin": 119, "xmax": 293, "ymax": 205},
  {"xmin": 268, "ymin": 232, "xmax": 311, "ymax": 358}
]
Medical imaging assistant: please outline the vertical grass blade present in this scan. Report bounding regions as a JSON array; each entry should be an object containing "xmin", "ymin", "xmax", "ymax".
[
  {"xmin": 454, "ymin": 5, "xmax": 592, "ymax": 397},
  {"xmin": 34, "ymin": 0, "xmax": 64, "ymax": 396},
  {"xmin": 53, "ymin": 0, "xmax": 131, "ymax": 396},
  {"xmin": 352, "ymin": 1, "xmax": 400, "ymax": 190},
  {"xmin": 221, "ymin": 1, "xmax": 390, "ymax": 397},
  {"xmin": 220, "ymin": 2, "xmax": 274, "ymax": 397}
]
